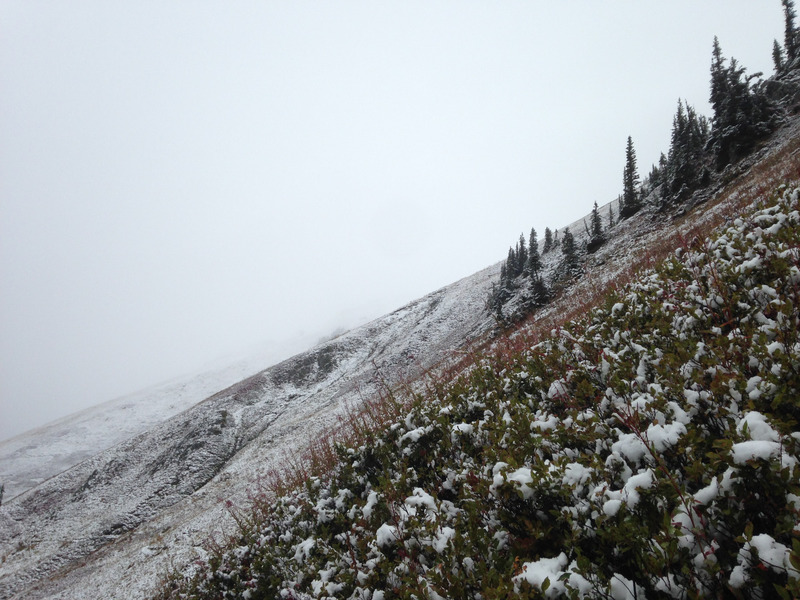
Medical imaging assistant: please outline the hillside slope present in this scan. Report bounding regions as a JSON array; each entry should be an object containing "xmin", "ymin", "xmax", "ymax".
[
  {"xmin": 0, "ymin": 341, "xmax": 316, "ymax": 503},
  {"xmin": 0, "ymin": 266, "xmax": 495, "ymax": 600},
  {"xmin": 157, "ymin": 182, "xmax": 800, "ymax": 599}
]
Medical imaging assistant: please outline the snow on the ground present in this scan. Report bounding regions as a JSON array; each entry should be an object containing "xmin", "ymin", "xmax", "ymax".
[
  {"xmin": 0, "ymin": 341, "xmax": 312, "ymax": 503},
  {"xmin": 0, "ymin": 263, "xmax": 497, "ymax": 600}
]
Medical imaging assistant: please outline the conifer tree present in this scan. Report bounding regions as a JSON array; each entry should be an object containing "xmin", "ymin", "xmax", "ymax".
[
  {"xmin": 560, "ymin": 227, "xmax": 580, "ymax": 278},
  {"xmin": 530, "ymin": 274, "xmax": 550, "ymax": 307},
  {"xmin": 608, "ymin": 203, "xmax": 615, "ymax": 228},
  {"xmin": 649, "ymin": 162, "xmax": 662, "ymax": 191},
  {"xmin": 527, "ymin": 228, "xmax": 541, "ymax": 275},
  {"xmin": 774, "ymin": 39, "xmax": 786, "ymax": 72},
  {"xmin": 561, "ymin": 227, "xmax": 579, "ymax": 275},
  {"xmin": 516, "ymin": 233, "xmax": 528, "ymax": 276},
  {"xmin": 505, "ymin": 246, "xmax": 516, "ymax": 279},
  {"xmin": 591, "ymin": 201, "xmax": 603, "ymax": 239},
  {"xmin": 587, "ymin": 201, "xmax": 605, "ymax": 253},
  {"xmin": 543, "ymin": 227, "xmax": 553, "ymax": 254},
  {"xmin": 659, "ymin": 152, "xmax": 668, "ymax": 174},
  {"xmin": 708, "ymin": 37, "xmax": 776, "ymax": 170},
  {"xmin": 663, "ymin": 99, "xmax": 710, "ymax": 204},
  {"xmin": 710, "ymin": 37, "xmax": 728, "ymax": 119},
  {"xmin": 783, "ymin": 0, "xmax": 799, "ymax": 65},
  {"xmin": 620, "ymin": 136, "xmax": 641, "ymax": 219}
]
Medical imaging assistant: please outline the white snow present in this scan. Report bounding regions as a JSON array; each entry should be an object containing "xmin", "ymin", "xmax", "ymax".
[
  {"xmin": 731, "ymin": 440, "xmax": 782, "ymax": 464},
  {"xmin": 603, "ymin": 499, "xmax": 623, "ymax": 517},
  {"xmin": 0, "ymin": 261, "xmax": 500, "ymax": 599},
  {"xmin": 645, "ymin": 422, "xmax": 687, "ymax": 452},
  {"xmin": 432, "ymin": 527, "xmax": 455, "ymax": 554},
  {"xmin": 490, "ymin": 466, "xmax": 536, "ymax": 500},
  {"xmin": 405, "ymin": 488, "xmax": 438, "ymax": 516},
  {"xmin": 363, "ymin": 490, "xmax": 379, "ymax": 520},
  {"xmin": 294, "ymin": 537, "xmax": 316, "ymax": 564},
  {"xmin": 375, "ymin": 523, "xmax": 399, "ymax": 548},
  {"xmin": 611, "ymin": 433, "xmax": 648, "ymax": 465},
  {"xmin": 737, "ymin": 411, "xmax": 780, "ymax": 442},
  {"xmin": 693, "ymin": 478, "xmax": 719, "ymax": 505},
  {"xmin": 514, "ymin": 553, "xmax": 568, "ymax": 591}
]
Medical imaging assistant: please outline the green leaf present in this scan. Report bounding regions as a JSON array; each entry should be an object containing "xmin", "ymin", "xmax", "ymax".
[{"xmin": 774, "ymin": 583, "xmax": 792, "ymax": 600}]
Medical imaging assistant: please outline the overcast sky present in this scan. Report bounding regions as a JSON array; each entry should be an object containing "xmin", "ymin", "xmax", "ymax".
[{"xmin": 0, "ymin": 1, "xmax": 785, "ymax": 441}]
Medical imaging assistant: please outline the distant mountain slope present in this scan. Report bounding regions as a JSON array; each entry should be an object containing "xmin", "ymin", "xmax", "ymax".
[
  {"xmin": 0, "ymin": 345, "xmax": 305, "ymax": 503},
  {"xmin": 0, "ymin": 263, "xmax": 496, "ymax": 599}
]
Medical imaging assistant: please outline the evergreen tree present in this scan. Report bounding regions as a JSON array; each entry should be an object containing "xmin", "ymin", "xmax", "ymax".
[
  {"xmin": 506, "ymin": 246, "xmax": 517, "ymax": 278},
  {"xmin": 530, "ymin": 274, "xmax": 550, "ymax": 307},
  {"xmin": 587, "ymin": 201, "xmax": 605, "ymax": 253},
  {"xmin": 553, "ymin": 229, "xmax": 560, "ymax": 248},
  {"xmin": 774, "ymin": 39, "xmax": 786, "ymax": 73},
  {"xmin": 591, "ymin": 201, "xmax": 604, "ymax": 238},
  {"xmin": 783, "ymin": 0, "xmax": 799, "ymax": 65},
  {"xmin": 608, "ymin": 203, "xmax": 615, "ymax": 228},
  {"xmin": 620, "ymin": 136, "xmax": 641, "ymax": 219},
  {"xmin": 561, "ymin": 227, "xmax": 579, "ymax": 275},
  {"xmin": 659, "ymin": 152, "xmax": 668, "ymax": 174},
  {"xmin": 663, "ymin": 99, "xmax": 710, "ymax": 204},
  {"xmin": 710, "ymin": 36, "xmax": 728, "ymax": 120},
  {"xmin": 543, "ymin": 227, "xmax": 553, "ymax": 254},
  {"xmin": 516, "ymin": 233, "xmax": 528, "ymax": 276},
  {"xmin": 708, "ymin": 37, "xmax": 776, "ymax": 170},
  {"xmin": 526, "ymin": 228, "xmax": 541, "ymax": 275},
  {"xmin": 649, "ymin": 162, "xmax": 662, "ymax": 191}
]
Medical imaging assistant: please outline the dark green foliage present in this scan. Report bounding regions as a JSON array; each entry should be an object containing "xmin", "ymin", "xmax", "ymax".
[
  {"xmin": 516, "ymin": 233, "xmax": 528, "ymax": 276},
  {"xmin": 530, "ymin": 274, "xmax": 550, "ymax": 307},
  {"xmin": 526, "ymin": 228, "xmax": 541, "ymax": 275},
  {"xmin": 775, "ymin": 39, "xmax": 787, "ymax": 73},
  {"xmin": 783, "ymin": 0, "xmax": 799, "ymax": 66},
  {"xmin": 489, "ymin": 227, "xmax": 552, "ymax": 322},
  {"xmin": 662, "ymin": 100, "xmax": 711, "ymax": 205},
  {"xmin": 489, "ymin": 229, "xmax": 548, "ymax": 321},
  {"xmin": 559, "ymin": 226, "xmax": 580, "ymax": 278},
  {"xmin": 543, "ymin": 227, "xmax": 553, "ymax": 254},
  {"xmin": 587, "ymin": 201, "xmax": 605, "ymax": 253},
  {"xmin": 505, "ymin": 242, "xmax": 525, "ymax": 280},
  {"xmin": 709, "ymin": 37, "xmax": 777, "ymax": 171},
  {"xmin": 648, "ymin": 155, "xmax": 666, "ymax": 192},
  {"xmin": 620, "ymin": 136, "xmax": 641, "ymax": 219}
]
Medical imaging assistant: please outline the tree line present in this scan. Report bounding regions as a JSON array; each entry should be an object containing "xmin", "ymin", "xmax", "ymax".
[{"xmin": 489, "ymin": 0, "xmax": 800, "ymax": 325}]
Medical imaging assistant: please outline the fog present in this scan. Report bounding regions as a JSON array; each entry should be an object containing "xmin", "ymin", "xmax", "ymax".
[{"xmin": 0, "ymin": 1, "xmax": 784, "ymax": 441}]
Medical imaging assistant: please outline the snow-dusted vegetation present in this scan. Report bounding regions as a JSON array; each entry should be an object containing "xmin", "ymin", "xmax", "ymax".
[{"xmin": 157, "ymin": 184, "xmax": 800, "ymax": 598}]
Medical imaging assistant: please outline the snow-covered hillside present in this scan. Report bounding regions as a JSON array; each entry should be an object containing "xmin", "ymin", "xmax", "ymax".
[
  {"xmin": 0, "ymin": 342, "xmax": 314, "ymax": 503},
  {"xmin": 0, "ymin": 263, "xmax": 497, "ymax": 599}
]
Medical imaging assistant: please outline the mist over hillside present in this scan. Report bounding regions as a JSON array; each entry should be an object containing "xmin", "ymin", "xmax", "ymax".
[{"xmin": 3, "ymin": 4, "xmax": 800, "ymax": 599}]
